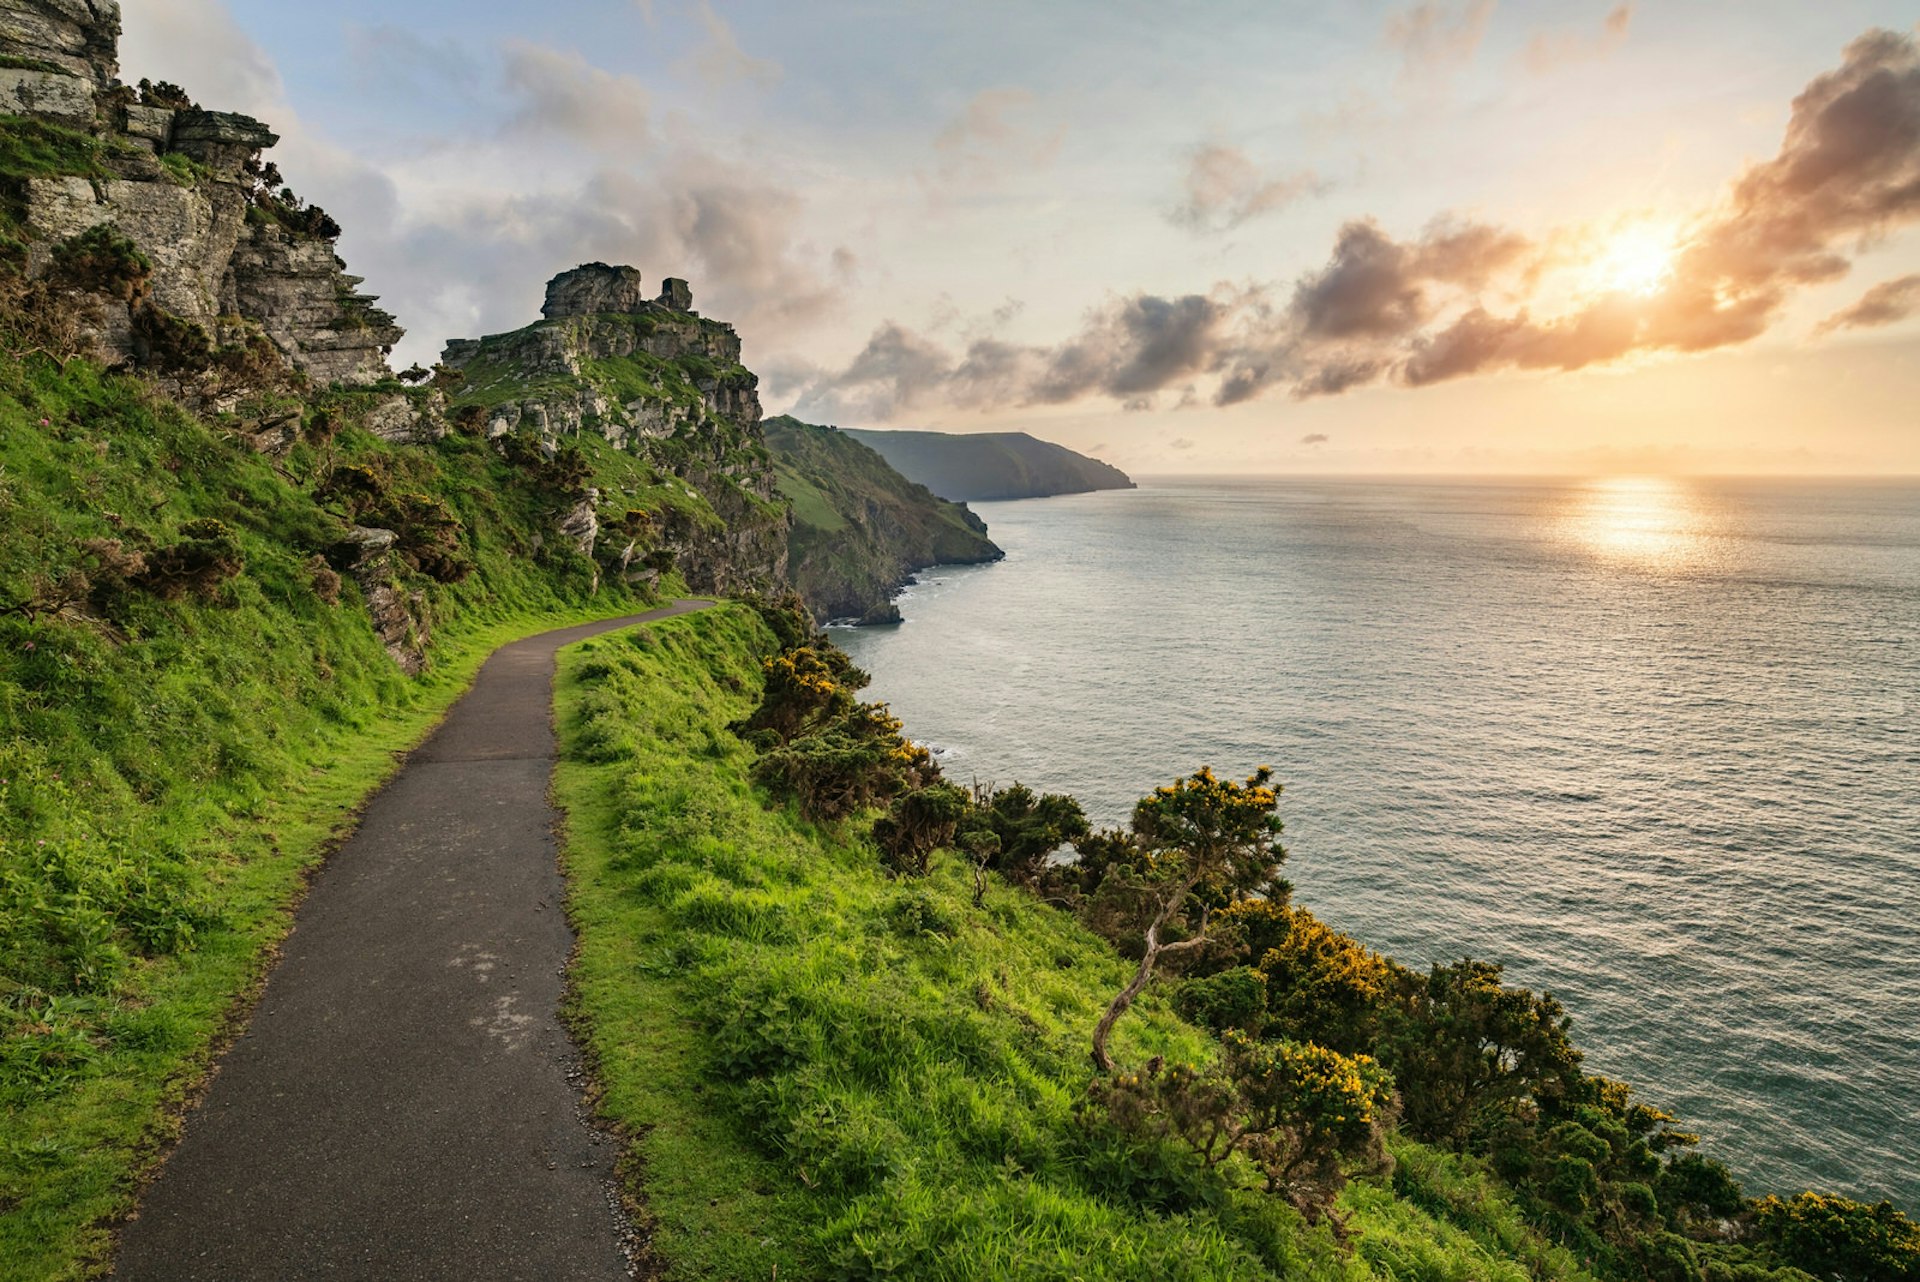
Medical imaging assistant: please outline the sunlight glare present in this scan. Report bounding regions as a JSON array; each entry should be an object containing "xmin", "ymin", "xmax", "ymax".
[
  {"xmin": 1590, "ymin": 225, "xmax": 1678, "ymax": 297},
  {"xmin": 1561, "ymin": 476, "xmax": 1711, "ymax": 569}
]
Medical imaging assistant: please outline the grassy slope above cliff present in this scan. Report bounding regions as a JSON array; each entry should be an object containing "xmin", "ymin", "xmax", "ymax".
[
  {"xmin": 763, "ymin": 415, "xmax": 1001, "ymax": 621},
  {"xmin": 845, "ymin": 427, "xmax": 1135, "ymax": 503},
  {"xmin": 0, "ymin": 350, "xmax": 662, "ymax": 1279},
  {"xmin": 554, "ymin": 607, "xmax": 1607, "ymax": 1281}
]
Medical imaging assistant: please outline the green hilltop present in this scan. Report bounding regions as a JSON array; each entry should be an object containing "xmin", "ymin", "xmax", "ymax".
[
  {"xmin": 847, "ymin": 426, "xmax": 1137, "ymax": 503},
  {"xmin": 763, "ymin": 414, "xmax": 1001, "ymax": 624}
]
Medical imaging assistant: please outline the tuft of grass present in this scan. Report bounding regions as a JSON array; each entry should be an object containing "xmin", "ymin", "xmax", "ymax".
[{"xmin": 554, "ymin": 608, "xmax": 1603, "ymax": 1280}]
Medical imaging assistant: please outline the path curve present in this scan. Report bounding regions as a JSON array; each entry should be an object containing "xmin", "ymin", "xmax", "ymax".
[{"xmin": 113, "ymin": 600, "xmax": 714, "ymax": 1282}]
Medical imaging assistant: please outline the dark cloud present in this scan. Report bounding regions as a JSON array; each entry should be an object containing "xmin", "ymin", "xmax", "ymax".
[
  {"xmin": 1170, "ymin": 144, "xmax": 1325, "ymax": 233},
  {"xmin": 799, "ymin": 29, "xmax": 1920, "ymax": 422},
  {"xmin": 1817, "ymin": 273, "xmax": 1920, "ymax": 333},
  {"xmin": 1301, "ymin": 433, "xmax": 1329, "ymax": 445}
]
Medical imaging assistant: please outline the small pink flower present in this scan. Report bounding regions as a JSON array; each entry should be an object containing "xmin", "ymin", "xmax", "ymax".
[
  {"xmin": 22, "ymin": 641, "xmax": 34, "ymax": 651},
  {"xmin": 38, "ymin": 418, "xmax": 49, "ymax": 427}
]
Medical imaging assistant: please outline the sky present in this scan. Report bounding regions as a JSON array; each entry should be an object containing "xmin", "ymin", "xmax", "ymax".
[{"xmin": 118, "ymin": 2, "xmax": 1920, "ymax": 476}]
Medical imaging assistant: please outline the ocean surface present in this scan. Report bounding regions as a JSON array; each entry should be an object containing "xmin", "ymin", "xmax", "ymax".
[{"xmin": 832, "ymin": 476, "xmax": 1920, "ymax": 1207}]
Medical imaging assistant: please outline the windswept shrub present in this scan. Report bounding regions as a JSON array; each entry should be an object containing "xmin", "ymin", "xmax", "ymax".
[
  {"xmin": 1754, "ymin": 1192, "xmax": 1920, "ymax": 1282},
  {"xmin": 754, "ymin": 702, "xmax": 932, "ymax": 823},
  {"xmin": 965, "ymin": 780, "xmax": 1089, "ymax": 885},
  {"xmin": 1089, "ymin": 1031, "xmax": 1395, "ymax": 1223},
  {"xmin": 1091, "ymin": 766, "xmax": 1285, "ymax": 1072},
  {"xmin": 1378, "ymin": 956, "xmax": 1582, "ymax": 1150},
  {"xmin": 136, "ymin": 518, "xmax": 243, "ymax": 602},
  {"xmin": 872, "ymin": 782, "xmax": 968, "ymax": 877},
  {"xmin": 48, "ymin": 226, "xmax": 151, "ymax": 303}
]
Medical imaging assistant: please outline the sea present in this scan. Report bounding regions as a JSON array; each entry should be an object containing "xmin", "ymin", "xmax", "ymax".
[{"xmin": 831, "ymin": 475, "xmax": 1920, "ymax": 1208}]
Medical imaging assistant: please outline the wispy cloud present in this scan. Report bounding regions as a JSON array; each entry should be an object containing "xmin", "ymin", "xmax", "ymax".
[
  {"xmin": 1169, "ymin": 144, "xmax": 1326, "ymax": 233},
  {"xmin": 927, "ymin": 87, "xmax": 1063, "ymax": 189},
  {"xmin": 1522, "ymin": 4, "xmax": 1633, "ymax": 75},
  {"xmin": 1816, "ymin": 273, "xmax": 1920, "ymax": 334},
  {"xmin": 1385, "ymin": 0, "xmax": 1498, "ymax": 86}
]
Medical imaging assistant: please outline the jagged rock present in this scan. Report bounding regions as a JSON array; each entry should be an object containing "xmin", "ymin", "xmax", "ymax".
[
  {"xmin": 4, "ymin": 0, "xmax": 396, "ymax": 388},
  {"xmin": 657, "ymin": 277, "xmax": 692, "ymax": 311},
  {"xmin": 856, "ymin": 601, "xmax": 903, "ymax": 626},
  {"xmin": 119, "ymin": 102, "xmax": 173, "ymax": 150},
  {"xmin": 170, "ymin": 109, "xmax": 278, "ymax": 176},
  {"xmin": 445, "ymin": 265, "xmax": 789, "ymax": 599},
  {"xmin": 243, "ymin": 410, "xmax": 301, "ymax": 456},
  {"xmin": 0, "ymin": 0, "xmax": 121, "ymax": 87},
  {"xmin": 542, "ymin": 263, "xmax": 651, "ymax": 320},
  {"xmin": 334, "ymin": 525, "xmax": 397, "ymax": 563},
  {"xmin": 27, "ymin": 175, "xmax": 248, "ymax": 333},
  {"xmin": 557, "ymin": 488, "xmax": 599, "ymax": 557},
  {"xmin": 362, "ymin": 394, "xmax": 418, "ymax": 443},
  {"xmin": 222, "ymin": 229, "xmax": 401, "ymax": 386},
  {"xmin": 0, "ymin": 66, "xmax": 93, "ymax": 120}
]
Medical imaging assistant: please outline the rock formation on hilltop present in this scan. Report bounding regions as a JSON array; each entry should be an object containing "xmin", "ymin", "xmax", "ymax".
[
  {"xmin": 0, "ymin": 0, "xmax": 400, "ymax": 389},
  {"xmin": 440, "ymin": 266, "xmax": 791, "ymax": 598}
]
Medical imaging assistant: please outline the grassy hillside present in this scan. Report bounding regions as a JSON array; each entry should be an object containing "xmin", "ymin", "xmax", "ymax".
[
  {"xmin": 0, "ymin": 349, "xmax": 665, "ymax": 1279},
  {"xmin": 763, "ymin": 415, "xmax": 1001, "ymax": 622},
  {"xmin": 553, "ymin": 607, "xmax": 1620, "ymax": 1280},
  {"xmin": 845, "ymin": 427, "xmax": 1135, "ymax": 503}
]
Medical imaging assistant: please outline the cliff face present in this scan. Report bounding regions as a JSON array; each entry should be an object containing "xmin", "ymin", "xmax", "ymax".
[
  {"xmin": 440, "ymin": 264, "xmax": 788, "ymax": 599},
  {"xmin": 844, "ymin": 428, "xmax": 1136, "ymax": 503},
  {"xmin": 763, "ymin": 415, "xmax": 1001, "ymax": 623},
  {"xmin": 0, "ymin": 0, "xmax": 400, "ymax": 389}
]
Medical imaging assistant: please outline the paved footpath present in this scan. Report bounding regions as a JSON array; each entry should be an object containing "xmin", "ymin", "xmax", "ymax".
[{"xmin": 114, "ymin": 601, "xmax": 713, "ymax": 1282}]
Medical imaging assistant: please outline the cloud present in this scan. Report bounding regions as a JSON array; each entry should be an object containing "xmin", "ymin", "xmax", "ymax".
[
  {"xmin": 1301, "ymin": 433, "xmax": 1329, "ymax": 445},
  {"xmin": 1168, "ymin": 437, "xmax": 1196, "ymax": 451},
  {"xmin": 682, "ymin": 0, "xmax": 780, "ymax": 89},
  {"xmin": 1385, "ymin": 1, "xmax": 1498, "ymax": 85},
  {"xmin": 791, "ymin": 289, "xmax": 1231, "ymax": 421},
  {"xmin": 1522, "ymin": 4, "xmax": 1632, "ymax": 74},
  {"xmin": 1170, "ymin": 144, "xmax": 1325, "ymax": 233},
  {"xmin": 1816, "ymin": 273, "xmax": 1920, "ymax": 333},
  {"xmin": 119, "ymin": 0, "xmax": 284, "ymax": 118},
  {"xmin": 928, "ymin": 87, "xmax": 1063, "ymax": 188},
  {"xmin": 798, "ymin": 27, "xmax": 1920, "ymax": 421},
  {"xmin": 502, "ymin": 41, "xmax": 653, "ymax": 151}
]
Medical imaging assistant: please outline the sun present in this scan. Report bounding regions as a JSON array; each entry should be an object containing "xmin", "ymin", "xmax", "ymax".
[{"xmin": 1590, "ymin": 224, "xmax": 1678, "ymax": 297}]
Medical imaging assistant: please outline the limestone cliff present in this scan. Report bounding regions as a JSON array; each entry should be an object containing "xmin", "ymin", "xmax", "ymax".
[
  {"xmin": 440, "ymin": 264, "xmax": 789, "ymax": 599},
  {"xmin": 0, "ymin": 0, "xmax": 400, "ymax": 389}
]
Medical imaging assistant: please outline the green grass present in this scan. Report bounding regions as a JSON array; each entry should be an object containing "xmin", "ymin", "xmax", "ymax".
[
  {"xmin": 0, "ymin": 351, "xmax": 671, "ymax": 1279},
  {"xmin": 553, "ymin": 608, "xmax": 1604, "ymax": 1280}
]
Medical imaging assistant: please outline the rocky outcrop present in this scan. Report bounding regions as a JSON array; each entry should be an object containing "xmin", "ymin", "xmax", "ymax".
[
  {"xmin": 542, "ymin": 262, "xmax": 651, "ymax": 320},
  {"xmin": 328, "ymin": 526, "xmax": 430, "ymax": 675},
  {"xmin": 0, "ymin": 0, "xmax": 119, "ymax": 85},
  {"xmin": 0, "ymin": 0, "xmax": 399, "ymax": 386},
  {"xmin": 442, "ymin": 266, "xmax": 789, "ymax": 599}
]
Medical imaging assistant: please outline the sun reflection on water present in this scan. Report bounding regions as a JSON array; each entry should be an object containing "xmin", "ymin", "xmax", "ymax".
[{"xmin": 1561, "ymin": 476, "xmax": 1713, "ymax": 569}]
